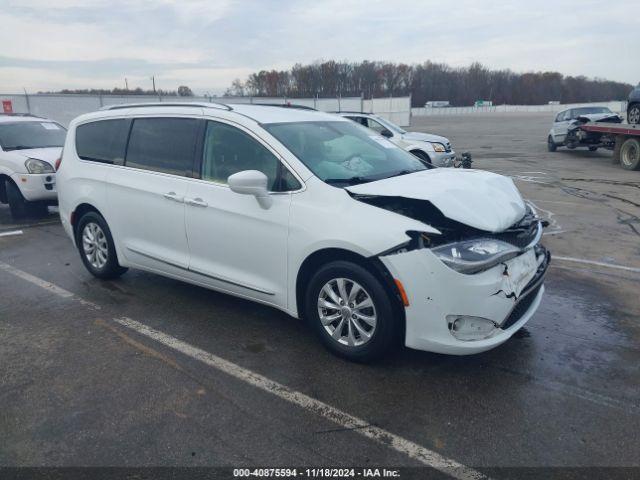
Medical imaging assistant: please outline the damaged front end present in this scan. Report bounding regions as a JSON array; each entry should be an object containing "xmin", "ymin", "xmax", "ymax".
[{"xmin": 352, "ymin": 192, "xmax": 550, "ymax": 353}]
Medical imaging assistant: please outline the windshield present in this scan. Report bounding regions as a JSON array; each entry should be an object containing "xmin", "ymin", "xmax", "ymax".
[
  {"xmin": 0, "ymin": 121, "xmax": 66, "ymax": 151},
  {"xmin": 374, "ymin": 116, "xmax": 407, "ymax": 134},
  {"xmin": 264, "ymin": 121, "xmax": 426, "ymax": 185},
  {"xmin": 574, "ymin": 107, "xmax": 612, "ymax": 115}
]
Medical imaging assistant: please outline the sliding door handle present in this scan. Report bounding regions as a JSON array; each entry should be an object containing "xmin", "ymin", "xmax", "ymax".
[
  {"xmin": 163, "ymin": 192, "xmax": 184, "ymax": 202},
  {"xmin": 185, "ymin": 197, "xmax": 208, "ymax": 208}
]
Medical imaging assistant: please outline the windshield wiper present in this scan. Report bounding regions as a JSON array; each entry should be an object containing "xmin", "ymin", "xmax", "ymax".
[
  {"xmin": 325, "ymin": 176, "xmax": 370, "ymax": 186},
  {"xmin": 4, "ymin": 145, "xmax": 35, "ymax": 151},
  {"xmin": 386, "ymin": 169, "xmax": 423, "ymax": 179}
]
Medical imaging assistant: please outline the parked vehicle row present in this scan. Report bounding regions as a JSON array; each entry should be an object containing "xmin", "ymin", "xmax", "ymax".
[{"xmin": 53, "ymin": 102, "xmax": 549, "ymax": 361}]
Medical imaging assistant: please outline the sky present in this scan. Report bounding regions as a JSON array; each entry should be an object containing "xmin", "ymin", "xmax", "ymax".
[{"xmin": 0, "ymin": 0, "xmax": 637, "ymax": 95}]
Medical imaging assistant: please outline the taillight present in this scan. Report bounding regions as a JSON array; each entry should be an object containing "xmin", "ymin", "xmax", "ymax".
[{"xmin": 55, "ymin": 157, "xmax": 62, "ymax": 171}]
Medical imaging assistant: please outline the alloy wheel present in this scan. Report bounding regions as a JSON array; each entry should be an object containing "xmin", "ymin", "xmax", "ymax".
[
  {"xmin": 317, "ymin": 278, "xmax": 377, "ymax": 347},
  {"xmin": 82, "ymin": 222, "xmax": 109, "ymax": 269}
]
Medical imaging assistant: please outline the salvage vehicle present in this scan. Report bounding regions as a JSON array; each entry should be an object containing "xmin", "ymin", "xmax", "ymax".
[
  {"xmin": 627, "ymin": 86, "xmax": 640, "ymax": 125},
  {"xmin": 0, "ymin": 113, "xmax": 65, "ymax": 218},
  {"xmin": 337, "ymin": 112, "xmax": 459, "ymax": 167},
  {"xmin": 57, "ymin": 103, "xmax": 549, "ymax": 361},
  {"xmin": 547, "ymin": 106, "xmax": 622, "ymax": 152}
]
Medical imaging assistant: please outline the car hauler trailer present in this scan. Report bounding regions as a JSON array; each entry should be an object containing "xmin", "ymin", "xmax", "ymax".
[{"xmin": 578, "ymin": 123, "xmax": 640, "ymax": 171}]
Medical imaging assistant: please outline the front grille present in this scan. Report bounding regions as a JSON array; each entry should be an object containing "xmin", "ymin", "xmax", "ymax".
[
  {"xmin": 501, "ymin": 283, "xmax": 542, "ymax": 330},
  {"xmin": 445, "ymin": 142, "xmax": 452, "ymax": 152},
  {"xmin": 489, "ymin": 208, "xmax": 540, "ymax": 249},
  {"xmin": 501, "ymin": 247, "xmax": 550, "ymax": 330}
]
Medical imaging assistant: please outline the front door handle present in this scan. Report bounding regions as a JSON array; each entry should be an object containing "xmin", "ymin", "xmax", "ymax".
[
  {"xmin": 163, "ymin": 191, "xmax": 184, "ymax": 203},
  {"xmin": 185, "ymin": 197, "xmax": 208, "ymax": 208}
]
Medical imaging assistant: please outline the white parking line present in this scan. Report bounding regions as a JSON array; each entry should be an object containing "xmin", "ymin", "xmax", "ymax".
[
  {"xmin": 553, "ymin": 256, "xmax": 640, "ymax": 274},
  {"xmin": 0, "ymin": 261, "xmax": 101, "ymax": 310},
  {"xmin": 0, "ymin": 230, "xmax": 23, "ymax": 237},
  {"xmin": 0, "ymin": 261, "xmax": 486, "ymax": 480},
  {"xmin": 114, "ymin": 317, "xmax": 486, "ymax": 480}
]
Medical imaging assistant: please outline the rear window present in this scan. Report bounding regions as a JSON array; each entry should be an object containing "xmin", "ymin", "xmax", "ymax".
[
  {"xmin": 125, "ymin": 118, "xmax": 199, "ymax": 176},
  {"xmin": 75, "ymin": 119, "xmax": 130, "ymax": 165}
]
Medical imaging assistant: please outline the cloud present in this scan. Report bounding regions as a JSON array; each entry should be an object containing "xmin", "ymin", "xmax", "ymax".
[{"xmin": 0, "ymin": 0, "xmax": 637, "ymax": 94}]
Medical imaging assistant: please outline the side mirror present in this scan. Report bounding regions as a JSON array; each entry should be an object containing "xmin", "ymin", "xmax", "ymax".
[
  {"xmin": 380, "ymin": 129, "xmax": 393, "ymax": 138},
  {"xmin": 228, "ymin": 170, "xmax": 272, "ymax": 208}
]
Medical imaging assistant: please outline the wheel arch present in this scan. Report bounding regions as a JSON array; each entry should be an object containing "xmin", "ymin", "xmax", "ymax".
[
  {"xmin": 71, "ymin": 203, "xmax": 105, "ymax": 237},
  {"xmin": 295, "ymin": 247, "xmax": 406, "ymax": 338},
  {"xmin": 0, "ymin": 174, "xmax": 11, "ymax": 203}
]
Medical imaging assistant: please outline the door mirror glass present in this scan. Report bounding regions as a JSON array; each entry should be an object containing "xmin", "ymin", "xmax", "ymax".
[
  {"xmin": 228, "ymin": 170, "xmax": 270, "ymax": 197},
  {"xmin": 380, "ymin": 128, "xmax": 393, "ymax": 138}
]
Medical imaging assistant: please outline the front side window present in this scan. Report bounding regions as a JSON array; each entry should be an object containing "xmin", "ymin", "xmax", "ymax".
[
  {"xmin": 0, "ymin": 121, "xmax": 66, "ymax": 151},
  {"xmin": 125, "ymin": 117, "xmax": 199, "ymax": 176},
  {"xmin": 265, "ymin": 121, "xmax": 426, "ymax": 186},
  {"xmin": 76, "ymin": 119, "xmax": 129, "ymax": 165},
  {"xmin": 202, "ymin": 121, "xmax": 300, "ymax": 191}
]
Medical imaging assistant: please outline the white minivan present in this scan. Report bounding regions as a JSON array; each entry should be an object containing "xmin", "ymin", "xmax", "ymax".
[{"xmin": 57, "ymin": 103, "xmax": 549, "ymax": 361}]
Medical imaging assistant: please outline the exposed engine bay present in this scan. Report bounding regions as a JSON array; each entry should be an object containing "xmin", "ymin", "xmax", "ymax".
[{"xmin": 565, "ymin": 113, "xmax": 622, "ymax": 149}]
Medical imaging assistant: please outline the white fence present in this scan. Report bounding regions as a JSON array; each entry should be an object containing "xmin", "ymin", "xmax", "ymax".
[
  {"xmin": 0, "ymin": 93, "xmax": 412, "ymax": 127},
  {"xmin": 411, "ymin": 101, "xmax": 627, "ymax": 117}
]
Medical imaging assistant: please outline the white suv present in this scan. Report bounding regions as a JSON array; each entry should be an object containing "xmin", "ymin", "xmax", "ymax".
[
  {"xmin": 0, "ymin": 114, "xmax": 65, "ymax": 218},
  {"xmin": 338, "ymin": 112, "xmax": 457, "ymax": 167},
  {"xmin": 57, "ymin": 103, "xmax": 549, "ymax": 361}
]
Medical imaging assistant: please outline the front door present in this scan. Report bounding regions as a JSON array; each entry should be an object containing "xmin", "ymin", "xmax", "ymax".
[{"xmin": 184, "ymin": 120, "xmax": 299, "ymax": 308}]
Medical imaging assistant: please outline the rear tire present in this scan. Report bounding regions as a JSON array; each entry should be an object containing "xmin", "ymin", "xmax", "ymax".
[
  {"xmin": 588, "ymin": 146, "xmax": 598, "ymax": 152},
  {"xmin": 628, "ymin": 103, "xmax": 640, "ymax": 125},
  {"xmin": 75, "ymin": 211, "xmax": 128, "ymax": 279},
  {"xmin": 620, "ymin": 138, "xmax": 640, "ymax": 171},
  {"xmin": 5, "ymin": 180, "xmax": 28, "ymax": 219},
  {"xmin": 304, "ymin": 260, "xmax": 400, "ymax": 362},
  {"xmin": 547, "ymin": 136, "xmax": 557, "ymax": 152}
]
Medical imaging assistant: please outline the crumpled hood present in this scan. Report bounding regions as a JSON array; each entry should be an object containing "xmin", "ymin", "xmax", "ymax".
[
  {"xmin": 574, "ymin": 113, "xmax": 622, "ymax": 123},
  {"xmin": 401, "ymin": 131, "xmax": 450, "ymax": 144},
  {"xmin": 345, "ymin": 169, "xmax": 526, "ymax": 232},
  {"xmin": 14, "ymin": 147, "xmax": 62, "ymax": 168}
]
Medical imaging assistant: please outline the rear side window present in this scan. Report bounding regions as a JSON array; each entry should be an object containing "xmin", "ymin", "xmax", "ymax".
[
  {"xmin": 76, "ymin": 119, "xmax": 129, "ymax": 165},
  {"xmin": 125, "ymin": 117, "xmax": 199, "ymax": 176}
]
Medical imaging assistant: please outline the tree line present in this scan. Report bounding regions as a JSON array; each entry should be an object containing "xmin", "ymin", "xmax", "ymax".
[
  {"xmin": 224, "ymin": 61, "xmax": 634, "ymax": 106},
  {"xmin": 38, "ymin": 86, "xmax": 194, "ymax": 96}
]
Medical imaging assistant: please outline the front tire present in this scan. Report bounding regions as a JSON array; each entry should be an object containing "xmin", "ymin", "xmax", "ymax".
[
  {"xmin": 628, "ymin": 103, "xmax": 640, "ymax": 125},
  {"xmin": 5, "ymin": 180, "xmax": 28, "ymax": 219},
  {"xmin": 304, "ymin": 260, "xmax": 400, "ymax": 362},
  {"xmin": 547, "ymin": 136, "xmax": 557, "ymax": 152},
  {"xmin": 75, "ymin": 211, "xmax": 128, "ymax": 279}
]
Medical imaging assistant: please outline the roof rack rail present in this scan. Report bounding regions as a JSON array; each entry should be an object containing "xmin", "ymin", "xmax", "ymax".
[
  {"xmin": 330, "ymin": 110, "xmax": 365, "ymax": 114},
  {"xmin": 100, "ymin": 102, "xmax": 232, "ymax": 111},
  {"xmin": 248, "ymin": 103, "xmax": 316, "ymax": 111},
  {"xmin": 0, "ymin": 112, "xmax": 43, "ymax": 118}
]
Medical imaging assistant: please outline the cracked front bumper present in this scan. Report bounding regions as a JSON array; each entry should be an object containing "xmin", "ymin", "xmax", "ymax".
[{"xmin": 381, "ymin": 245, "xmax": 550, "ymax": 355}]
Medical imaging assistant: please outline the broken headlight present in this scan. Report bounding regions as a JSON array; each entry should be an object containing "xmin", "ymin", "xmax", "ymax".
[{"xmin": 431, "ymin": 238, "xmax": 521, "ymax": 274}]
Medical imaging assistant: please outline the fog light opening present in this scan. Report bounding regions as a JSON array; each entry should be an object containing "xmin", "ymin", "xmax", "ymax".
[{"xmin": 447, "ymin": 315, "xmax": 498, "ymax": 341}]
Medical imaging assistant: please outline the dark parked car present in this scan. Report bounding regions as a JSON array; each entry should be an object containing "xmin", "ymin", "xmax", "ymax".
[{"xmin": 628, "ymin": 86, "xmax": 640, "ymax": 124}]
